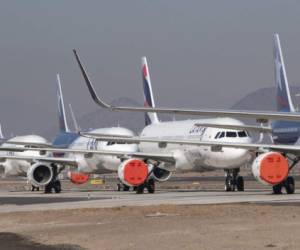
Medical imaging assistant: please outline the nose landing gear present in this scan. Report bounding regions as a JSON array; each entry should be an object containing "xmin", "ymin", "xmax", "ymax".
[{"xmin": 224, "ymin": 168, "xmax": 244, "ymax": 192}]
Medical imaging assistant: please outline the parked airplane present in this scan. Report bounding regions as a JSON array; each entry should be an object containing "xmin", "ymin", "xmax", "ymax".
[
  {"xmin": 71, "ymin": 34, "xmax": 300, "ymax": 194},
  {"xmin": 72, "ymin": 51, "xmax": 258, "ymax": 194},
  {"xmin": 1, "ymin": 74, "xmax": 138, "ymax": 193}
]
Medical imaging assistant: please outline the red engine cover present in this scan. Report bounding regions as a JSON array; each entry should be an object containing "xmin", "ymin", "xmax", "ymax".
[
  {"xmin": 69, "ymin": 171, "xmax": 90, "ymax": 185},
  {"xmin": 252, "ymin": 152, "xmax": 289, "ymax": 185},
  {"xmin": 118, "ymin": 159, "xmax": 148, "ymax": 186},
  {"xmin": 260, "ymin": 153, "xmax": 288, "ymax": 185}
]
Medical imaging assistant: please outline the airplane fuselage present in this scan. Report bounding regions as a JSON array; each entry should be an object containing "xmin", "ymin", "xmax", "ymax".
[{"xmin": 139, "ymin": 118, "xmax": 252, "ymax": 172}]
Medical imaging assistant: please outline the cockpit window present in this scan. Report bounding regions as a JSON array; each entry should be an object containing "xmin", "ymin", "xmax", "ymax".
[
  {"xmin": 219, "ymin": 132, "xmax": 225, "ymax": 138},
  {"xmin": 215, "ymin": 132, "xmax": 220, "ymax": 139},
  {"xmin": 107, "ymin": 141, "xmax": 116, "ymax": 146},
  {"xmin": 107, "ymin": 141, "xmax": 127, "ymax": 146},
  {"xmin": 226, "ymin": 132, "xmax": 237, "ymax": 137},
  {"xmin": 238, "ymin": 131, "xmax": 247, "ymax": 137}
]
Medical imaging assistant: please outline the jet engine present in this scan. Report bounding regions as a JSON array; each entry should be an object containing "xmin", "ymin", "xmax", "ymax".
[
  {"xmin": 252, "ymin": 152, "xmax": 289, "ymax": 186},
  {"xmin": 150, "ymin": 167, "xmax": 172, "ymax": 182},
  {"xmin": 68, "ymin": 171, "xmax": 90, "ymax": 185},
  {"xmin": 118, "ymin": 159, "xmax": 148, "ymax": 187},
  {"xmin": 27, "ymin": 162, "xmax": 54, "ymax": 187}
]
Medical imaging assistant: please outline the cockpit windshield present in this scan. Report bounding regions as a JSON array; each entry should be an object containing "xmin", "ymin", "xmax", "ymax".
[{"xmin": 215, "ymin": 130, "xmax": 248, "ymax": 139}]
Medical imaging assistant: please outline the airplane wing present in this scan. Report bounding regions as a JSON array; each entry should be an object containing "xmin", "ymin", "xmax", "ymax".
[
  {"xmin": 3, "ymin": 141, "xmax": 53, "ymax": 148},
  {"xmin": 0, "ymin": 155, "xmax": 78, "ymax": 166},
  {"xmin": 73, "ymin": 49, "xmax": 300, "ymax": 123},
  {"xmin": 73, "ymin": 132, "xmax": 300, "ymax": 156}
]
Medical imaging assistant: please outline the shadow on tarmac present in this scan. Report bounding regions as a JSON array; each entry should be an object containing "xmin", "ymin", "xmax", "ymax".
[{"xmin": 0, "ymin": 232, "xmax": 83, "ymax": 250}]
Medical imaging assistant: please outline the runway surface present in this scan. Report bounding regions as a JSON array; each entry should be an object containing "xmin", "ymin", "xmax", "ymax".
[{"xmin": 1, "ymin": 189, "xmax": 300, "ymax": 213}]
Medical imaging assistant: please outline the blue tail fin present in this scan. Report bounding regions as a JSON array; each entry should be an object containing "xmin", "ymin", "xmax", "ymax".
[
  {"xmin": 141, "ymin": 57, "xmax": 159, "ymax": 125},
  {"xmin": 56, "ymin": 74, "xmax": 70, "ymax": 133},
  {"xmin": 273, "ymin": 33, "xmax": 295, "ymax": 112}
]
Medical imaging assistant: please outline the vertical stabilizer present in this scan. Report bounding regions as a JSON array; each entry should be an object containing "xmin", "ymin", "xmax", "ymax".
[
  {"xmin": 141, "ymin": 57, "xmax": 159, "ymax": 125},
  {"xmin": 56, "ymin": 74, "xmax": 70, "ymax": 133},
  {"xmin": 69, "ymin": 103, "xmax": 80, "ymax": 132},
  {"xmin": 0, "ymin": 123, "xmax": 4, "ymax": 139},
  {"xmin": 273, "ymin": 33, "xmax": 295, "ymax": 112}
]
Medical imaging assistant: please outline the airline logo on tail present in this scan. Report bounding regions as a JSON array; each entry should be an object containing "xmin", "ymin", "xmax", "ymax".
[
  {"xmin": 141, "ymin": 57, "xmax": 159, "ymax": 125},
  {"xmin": 273, "ymin": 34, "xmax": 295, "ymax": 112}
]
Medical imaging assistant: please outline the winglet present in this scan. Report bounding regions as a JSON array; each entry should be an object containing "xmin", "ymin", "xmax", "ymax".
[{"xmin": 72, "ymin": 49, "xmax": 112, "ymax": 109}]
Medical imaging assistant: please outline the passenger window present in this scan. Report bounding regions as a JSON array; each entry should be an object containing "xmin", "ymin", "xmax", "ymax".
[
  {"xmin": 238, "ymin": 131, "xmax": 247, "ymax": 137},
  {"xmin": 219, "ymin": 132, "xmax": 225, "ymax": 138},
  {"xmin": 226, "ymin": 132, "xmax": 237, "ymax": 137},
  {"xmin": 215, "ymin": 132, "xmax": 220, "ymax": 139}
]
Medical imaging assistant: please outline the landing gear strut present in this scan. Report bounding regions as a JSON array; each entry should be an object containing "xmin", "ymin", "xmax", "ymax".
[
  {"xmin": 273, "ymin": 176, "xmax": 295, "ymax": 194},
  {"xmin": 44, "ymin": 165, "xmax": 62, "ymax": 194},
  {"xmin": 117, "ymin": 181, "xmax": 130, "ymax": 191},
  {"xmin": 224, "ymin": 168, "xmax": 244, "ymax": 192},
  {"xmin": 135, "ymin": 178, "xmax": 156, "ymax": 194},
  {"xmin": 44, "ymin": 179, "xmax": 62, "ymax": 194}
]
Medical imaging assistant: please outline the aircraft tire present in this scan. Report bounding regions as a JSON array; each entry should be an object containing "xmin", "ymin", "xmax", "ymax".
[
  {"xmin": 123, "ymin": 185, "xmax": 130, "ymax": 191},
  {"xmin": 272, "ymin": 184, "xmax": 282, "ymax": 194},
  {"xmin": 136, "ymin": 184, "xmax": 145, "ymax": 194},
  {"xmin": 225, "ymin": 176, "xmax": 234, "ymax": 192},
  {"xmin": 44, "ymin": 184, "xmax": 52, "ymax": 194},
  {"xmin": 146, "ymin": 179, "xmax": 155, "ymax": 194},
  {"xmin": 285, "ymin": 176, "xmax": 295, "ymax": 194},
  {"xmin": 54, "ymin": 180, "xmax": 61, "ymax": 193},
  {"xmin": 236, "ymin": 176, "xmax": 244, "ymax": 191}
]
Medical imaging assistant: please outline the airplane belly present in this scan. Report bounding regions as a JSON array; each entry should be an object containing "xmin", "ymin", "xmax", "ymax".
[
  {"xmin": 78, "ymin": 154, "xmax": 120, "ymax": 174},
  {"xmin": 3, "ymin": 160, "xmax": 30, "ymax": 177}
]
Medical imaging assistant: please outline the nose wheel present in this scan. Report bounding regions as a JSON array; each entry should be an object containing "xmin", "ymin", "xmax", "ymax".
[{"xmin": 224, "ymin": 169, "xmax": 244, "ymax": 192}]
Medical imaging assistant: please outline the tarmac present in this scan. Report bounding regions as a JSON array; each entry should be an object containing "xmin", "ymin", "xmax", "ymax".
[
  {"xmin": 0, "ymin": 188, "xmax": 300, "ymax": 213},
  {"xmin": 2, "ymin": 177, "xmax": 300, "ymax": 249}
]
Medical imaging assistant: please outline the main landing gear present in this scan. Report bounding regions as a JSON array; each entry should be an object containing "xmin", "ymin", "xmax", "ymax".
[
  {"xmin": 44, "ymin": 165, "xmax": 62, "ymax": 194},
  {"xmin": 135, "ymin": 178, "xmax": 156, "ymax": 194},
  {"xmin": 117, "ymin": 182, "xmax": 130, "ymax": 191},
  {"xmin": 224, "ymin": 168, "xmax": 244, "ymax": 192},
  {"xmin": 44, "ymin": 179, "xmax": 62, "ymax": 194},
  {"xmin": 273, "ymin": 176, "xmax": 295, "ymax": 195}
]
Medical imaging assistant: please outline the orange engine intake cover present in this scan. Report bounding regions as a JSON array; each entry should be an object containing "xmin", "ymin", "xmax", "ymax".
[
  {"xmin": 123, "ymin": 159, "xmax": 148, "ymax": 186},
  {"xmin": 69, "ymin": 172, "xmax": 90, "ymax": 185},
  {"xmin": 260, "ymin": 152, "xmax": 289, "ymax": 185}
]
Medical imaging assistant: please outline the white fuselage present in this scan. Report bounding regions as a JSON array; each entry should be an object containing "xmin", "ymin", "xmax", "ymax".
[
  {"xmin": 0, "ymin": 135, "xmax": 48, "ymax": 176},
  {"xmin": 139, "ymin": 118, "xmax": 252, "ymax": 172},
  {"xmin": 0, "ymin": 128, "xmax": 138, "ymax": 177},
  {"xmin": 63, "ymin": 127, "xmax": 138, "ymax": 174}
]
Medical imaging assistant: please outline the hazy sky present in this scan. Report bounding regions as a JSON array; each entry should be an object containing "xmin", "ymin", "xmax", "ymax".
[{"xmin": 1, "ymin": 1, "xmax": 300, "ymax": 136}]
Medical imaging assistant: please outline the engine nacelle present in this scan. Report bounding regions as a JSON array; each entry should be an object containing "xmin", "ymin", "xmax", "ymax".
[
  {"xmin": 150, "ymin": 167, "xmax": 172, "ymax": 182},
  {"xmin": 252, "ymin": 152, "xmax": 289, "ymax": 186},
  {"xmin": 27, "ymin": 162, "xmax": 54, "ymax": 187},
  {"xmin": 118, "ymin": 159, "xmax": 148, "ymax": 187},
  {"xmin": 68, "ymin": 171, "xmax": 90, "ymax": 185}
]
